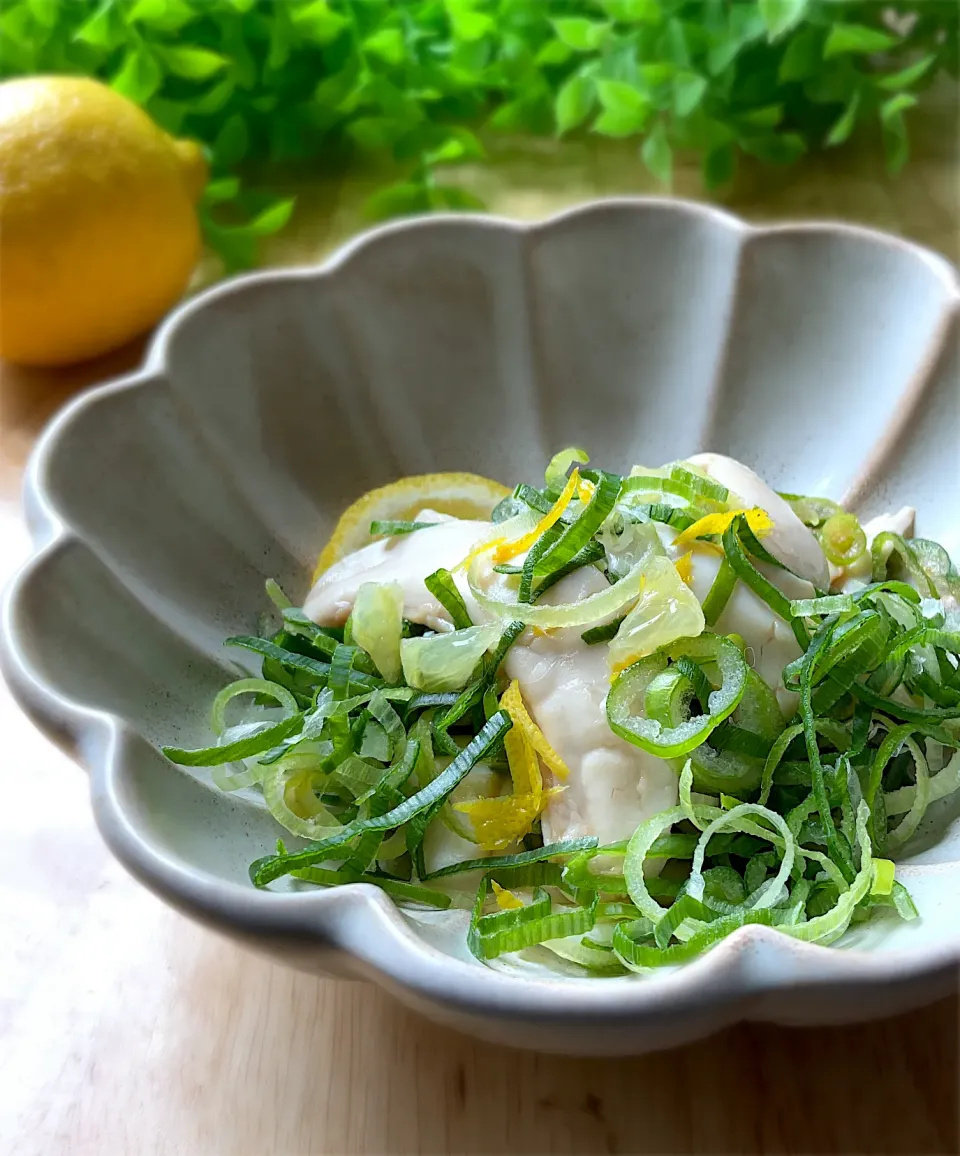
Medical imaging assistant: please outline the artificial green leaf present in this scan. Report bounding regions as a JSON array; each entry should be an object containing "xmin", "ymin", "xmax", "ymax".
[
  {"xmin": 267, "ymin": 5, "xmax": 292, "ymax": 71},
  {"xmin": 593, "ymin": 106, "xmax": 649, "ymax": 137},
  {"xmin": 778, "ymin": 26, "xmax": 822, "ymax": 81},
  {"xmin": 348, "ymin": 116, "xmax": 406, "ymax": 150},
  {"xmin": 877, "ymin": 54, "xmax": 936, "ymax": 92},
  {"xmin": 212, "ymin": 113, "xmax": 249, "ymax": 167},
  {"xmin": 364, "ymin": 28, "xmax": 406, "ymax": 66},
  {"xmin": 825, "ymin": 89, "xmax": 861, "ymax": 147},
  {"xmin": 74, "ymin": 0, "xmax": 126, "ymax": 52},
  {"xmin": 596, "ymin": 78, "xmax": 649, "ymax": 118},
  {"xmin": 639, "ymin": 62, "xmax": 677, "ymax": 87},
  {"xmin": 203, "ymin": 176, "xmax": 241, "ymax": 205},
  {"xmin": 823, "ymin": 23, "xmax": 900, "ymax": 59},
  {"xmin": 663, "ymin": 18, "xmax": 691, "ymax": 66},
  {"xmin": 128, "ymin": 0, "xmax": 197, "ymax": 33},
  {"xmin": 758, "ymin": 0, "xmax": 808, "ymax": 42},
  {"xmin": 882, "ymin": 108, "xmax": 909, "ymax": 174},
  {"xmin": 27, "ymin": 0, "xmax": 58, "ymax": 29},
  {"xmin": 738, "ymin": 104, "xmax": 783, "ymax": 129},
  {"xmin": 292, "ymin": 0, "xmax": 350, "ymax": 44},
  {"xmin": 880, "ymin": 92, "xmax": 918, "ymax": 122},
  {"xmin": 536, "ymin": 39, "xmax": 572, "ymax": 66},
  {"xmin": 740, "ymin": 131, "xmax": 806, "ymax": 165},
  {"xmin": 641, "ymin": 119, "xmax": 672, "ymax": 184},
  {"xmin": 244, "ymin": 198, "xmax": 296, "ymax": 236},
  {"xmin": 595, "ymin": 0, "xmax": 661, "ymax": 23},
  {"xmin": 111, "ymin": 47, "xmax": 163, "ymax": 105},
  {"xmin": 552, "ymin": 17, "xmax": 610, "ymax": 52},
  {"xmin": 157, "ymin": 46, "xmax": 229, "ymax": 80},
  {"xmin": 364, "ymin": 181, "xmax": 431, "ymax": 221},
  {"xmin": 673, "ymin": 72, "xmax": 706, "ymax": 117},
  {"xmin": 430, "ymin": 185, "xmax": 487, "ymax": 211},
  {"xmin": 702, "ymin": 142, "xmax": 735, "ymax": 189},
  {"xmin": 147, "ymin": 97, "xmax": 187, "ymax": 134},
  {"xmin": 447, "ymin": 0, "xmax": 495, "ymax": 42},
  {"xmin": 423, "ymin": 127, "xmax": 486, "ymax": 165},
  {"xmin": 191, "ymin": 76, "xmax": 235, "ymax": 117},
  {"xmin": 554, "ymin": 73, "xmax": 595, "ymax": 134}
]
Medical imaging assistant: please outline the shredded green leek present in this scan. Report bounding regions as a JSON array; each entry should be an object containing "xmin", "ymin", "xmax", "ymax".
[{"xmin": 163, "ymin": 448, "xmax": 960, "ymax": 976}]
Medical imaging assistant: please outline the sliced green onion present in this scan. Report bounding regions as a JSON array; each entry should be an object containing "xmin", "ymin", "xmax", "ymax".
[
  {"xmin": 251, "ymin": 713, "xmax": 511, "ymax": 886},
  {"xmin": 607, "ymin": 634, "xmax": 747, "ymax": 758},
  {"xmin": 424, "ymin": 566, "xmax": 473, "ymax": 629},
  {"xmin": 798, "ymin": 624, "xmax": 856, "ymax": 880},
  {"xmin": 265, "ymin": 578, "xmax": 292, "ymax": 610},
  {"xmin": 871, "ymin": 531, "xmax": 937, "ymax": 596},
  {"xmin": 421, "ymin": 837, "xmax": 598, "ymax": 881},
  {"xmin": 351, "ymin": 581, "xmax": 403, "ymax": 684},
  {"xmin": 819, "ymin": 513, "xmax": 867, "ymax": 567},
  {"xmin": 532, "ymin": 470, "xmax": 621, "ymax": 580},
  {"xmin": 871, "ymin": 858, "xmax": 896, "ymax": 897},
  {"xmin": 721, "ymin": 518, "xmax": 808, "ymax": 648},
  {"xmin": 210, "ymin": 677, "xmax": 298, "ymax": 735},
  {"xmin": 532, "ymin": 539, "xmax": 606, "ymax": 601},
  {"xmin": 581, "ymin": 614, "xmax": 627, "ymax": 645},
  {"xmin": 225, "ymin": 635, "xmax": 331, "ymax": 682},
  {"xmin": 370, "ymin": 519, "xmax": 438, "ymax": 536},
  {"xmin": 163, "ymin": 713, "xmax": 303, "ymax": 766},
  {"xmin": 688, "ymin": 804, "xmax": 796, "ymax": 914},
  {"xmin": 292, "ymin": 865, "xmax": 452, "ymax": 909},
  {"xmin": 612, "ymin": 909, "xmax": 774, "ymax": 970},
  {"xmin": 790, "ymin": 595, "xmax": 856, "ymax": 618},
  {"xmin": 670, "ymin": 464, "xmax": 729, "ymax": 504},
  {"xmin": 778, "ymin": 493, "xmax": 843, "ymax": 529},
  {"xmin": 262, "ymin": 756, "xmax": 342, "ymax": 840},
  {"xmin": 702, "ymin": 559, "xmax": 737, "ymax": 627},
  {"xmin": 471, "ymin": 554, "xmax": 647, "ymax": 630},
  {"xmin": 468, "ymin": 879, "xmax": 598, "ymax": 960},
  {"xmin": 544, "ymin": 446, "xmax": 590, "ymax": 494}
]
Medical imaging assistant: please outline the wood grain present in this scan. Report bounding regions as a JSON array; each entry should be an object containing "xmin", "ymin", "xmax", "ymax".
[{"xmin": 1, "ymin": 96, "xmax": 959, "ymax": 1154}]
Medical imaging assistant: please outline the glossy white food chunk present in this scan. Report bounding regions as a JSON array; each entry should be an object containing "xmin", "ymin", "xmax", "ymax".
[
  {"xmin": 686, "ymin": 452, "xmax": 830, "ymax": 589},
  {"xmin": 304, "ymin": 517, "xmax": 488, "ymax": 630},
  {"xmin": 303, "ymin": 455, "xmax": 832, "ymax": 849}
]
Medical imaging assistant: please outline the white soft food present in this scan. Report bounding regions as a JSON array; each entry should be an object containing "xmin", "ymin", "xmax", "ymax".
[
  {"xmin": 303, "ymin": 456, "xmax": 829, "ymax": 850},
  {"xmin": 686, "ymin": 452, "xmax": 830, "ymax": 589},
  {"xmin": 304, "ymin": 516, "xmax": 488, "ymax": 630},
  {"xmin": 500, "ymin": 565, "xmax": 679, "ymax": 846}
]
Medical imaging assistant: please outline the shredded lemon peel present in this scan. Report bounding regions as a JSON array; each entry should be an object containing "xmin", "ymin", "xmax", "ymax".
[
  {"xmin": 675, "ymin": 507, "xmax": 774, "ymax": 547},
  {"xmin": 491, "ymin": 469, "xmax": 581, "ymax": 564},
  {"xmin": 674, "ymin": 551, "xmax": 694, "ymax": 586}
]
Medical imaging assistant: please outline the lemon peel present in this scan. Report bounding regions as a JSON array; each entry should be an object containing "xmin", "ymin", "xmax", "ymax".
[
  {"xmin": 312, "ymin": 472, "xmax": 509, "ymax": 580},
  {"xmin": 675, "ymin": 507, "xmax": 774, "ymax": 547}
]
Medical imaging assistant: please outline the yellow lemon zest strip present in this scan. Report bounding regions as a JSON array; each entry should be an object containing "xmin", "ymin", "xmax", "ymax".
[
  {"xmin": 491, "ymin": 469, "xmax": 581, "ymax": 564},
  {"xmin": 501, "ymin": 680, "xmax": 570, "ymax": 781},
  {"xmin": 451, "ymin": 535, "xmax": 506, "ymax": 574},
  {"xmin": 577, "ymin": 478, "xmax": 595, "ymax": 505},
  {"xmin": 675, "ymin": 507, "xmax": 774, "ymax": 547},
  {"xmin": 491, "ymin": 881, "xmax": 524, "ymax": 910},
  {"xmin": 674, "ymin": 551, "xmax": 694, "ymax": 586}
]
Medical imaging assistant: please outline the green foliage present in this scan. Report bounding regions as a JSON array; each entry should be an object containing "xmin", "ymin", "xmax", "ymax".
[{"xmin": 2, "ymin": 0, "xmax": 956, "ymax": 269}]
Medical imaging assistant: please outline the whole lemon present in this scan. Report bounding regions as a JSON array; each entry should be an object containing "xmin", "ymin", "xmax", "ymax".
[{"xmin": 0, "ymin": 76, "xmax": 207, "ymax": 366}]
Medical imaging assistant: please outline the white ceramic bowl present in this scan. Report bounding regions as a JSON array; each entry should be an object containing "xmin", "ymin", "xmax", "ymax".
[{"xmin": 3, "ymin": 199, "xmax": 959, "ymax": 1055}]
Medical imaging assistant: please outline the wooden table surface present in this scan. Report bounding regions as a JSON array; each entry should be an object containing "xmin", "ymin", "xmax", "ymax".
[{"xmin": 2, "ymin": 90, "xmax": 959, "ymax": 1154}]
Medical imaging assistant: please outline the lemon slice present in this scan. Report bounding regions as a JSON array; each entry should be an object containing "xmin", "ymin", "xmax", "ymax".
[{"xmin": 313, "ymin": 472, "xmax": 511, "ymax": 579}]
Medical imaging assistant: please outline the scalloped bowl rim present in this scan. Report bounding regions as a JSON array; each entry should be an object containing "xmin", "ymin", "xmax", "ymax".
[{"xmin": 3, "ymin": 198, "xmax": 960, "ymax": 1044}]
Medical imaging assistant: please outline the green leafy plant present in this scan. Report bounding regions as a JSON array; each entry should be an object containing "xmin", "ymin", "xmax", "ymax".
[{"xmin": 2, "ymin": 0, "xmax": 956, "ymax": 269}]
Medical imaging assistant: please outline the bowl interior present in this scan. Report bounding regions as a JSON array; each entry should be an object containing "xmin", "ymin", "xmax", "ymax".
[{"xmin": 12, "ymin": 202, "xmax": 960, "ymax": 974}]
